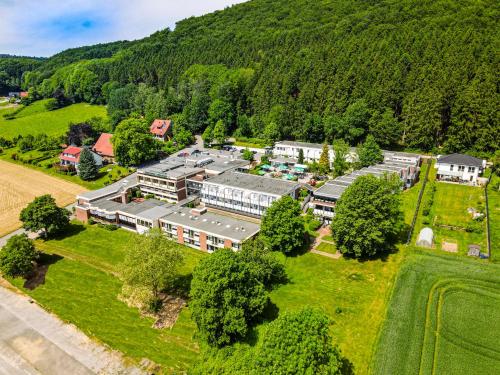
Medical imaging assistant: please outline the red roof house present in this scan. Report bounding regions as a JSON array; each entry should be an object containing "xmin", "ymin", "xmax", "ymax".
[
  {"xmin": 60, "ymin": 146, "xmax": 103, "ymax": 170},
  {"xmin": 92, "ymin": 133, "xmax": 114, "ymax": 162},
  {"xmin": 19, "ymin": 91, "xmax": 29, "ymax": 98},
  {"xmin": 150, "ymin": 119, "xmax": 172, "ymax": 141}
]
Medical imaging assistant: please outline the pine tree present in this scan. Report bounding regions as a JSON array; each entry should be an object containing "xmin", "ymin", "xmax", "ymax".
[
  {"xmin": 298, "ymin": 148, "xmax": 304, "ymax": 164},
  {"xmin": 212, "ymin": 120, "xmax": 226, "ymax": 146},
  {"xmin": 78, "ymin": 147, "xmax": 99, "ymax": 180},
  {"xmin": 318, "ymin": 143, "xmax": 330, "ymax": 174}
]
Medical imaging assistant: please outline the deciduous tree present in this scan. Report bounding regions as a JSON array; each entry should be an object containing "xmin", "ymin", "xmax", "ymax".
[
  {"xmin": 333, "ymin": 139, "xmax": 350, "ymax": 177},
  {"xmin": 357, "ymin": 134, "xmax": 383, "ymax": 168},
  {"xmin": 318, "ymin": 143, "xmax": 331, "ymax": 175},
  {"xmin": 112, "ymin": 118, "xmax": 158, "ymax": 166},
  {"xmin": 0, "ymin": 234, "xmax": 38, "ymax": 278},
  {"xmin": 260, "ymin": 196, "xmax": 305, "ymax": 254},
  {"xmin": 331, "ymin": 174, "xmax": 403, "ymax": 257},
  {"xmin": 19, "ymin": 195, "xmax": 70, "ymax": 237}
]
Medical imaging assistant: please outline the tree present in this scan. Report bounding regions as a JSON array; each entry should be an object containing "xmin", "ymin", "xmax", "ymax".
[
  {"xmin": 173, "ymin": 125, "xmax": 194, "ymax": 148},
  {"xmin": 331, "ymin": 174, "xmax": 403, "ymax": 257},
  {"xmin": 260, "ymin": 196, "xmax": 305, "ymax": 254},
  {"xmin": 298, "ymin": 148, "xmax": 304, "ymax": 164},
  {"xmin": 112, "ymin": 118, "xmax": 158, "ymax": 166},
  {"xmin": 78, "ymin": 147, "xmax": 99, "ymax": 180},
  {"xmin": 357, "ymin": 134, "xmax": 384, "ymax": 168},
  {"xmin": 242, "ymin": 148, "xmax": 254, "ymax": 161},
  {"xmin": 318, "ymin": 143, "xmax": 331, "ymax": 175},
  {"xmin": 212, "ymin": 119, "xmax": 226, "ymax": 145},
  {"xmin": 254, "ymin": 307, "xmax": 346, "ymax": 374},
  {"xmin": 263, "ymin": 121, "xmax": 280, "ymax": 145},
  {"xmin": 66, "ymin": 122, "xmax": 96, "ymax": 146},
  {"xmin": 190, "ymin": 248, "xmax": 267, "ymax": 346},
  {"xmin": 333, "ymin": 139, "xmax": 350, "ymax": 177},
  {"xmin": 369, "ymin": 108, "xmax": 402, "ymax": 147},
  {"xmin": 20, "ymin": 195, "xmax": 70, "ymax": 237},
  {"xmin": 0, "ymin": 234, "xmax": 38, "ymax": 278},
  {"xmin": 202, "ymin": 125, "xmax": 214, "ymax": 145},
  {"xmin": 121, "ymin": 229, "xmax": 184, "ymax": 311}
]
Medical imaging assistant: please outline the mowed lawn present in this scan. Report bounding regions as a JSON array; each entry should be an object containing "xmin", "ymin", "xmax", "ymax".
[
  {"xmin": 0, "ymin": 160, "xmax": 87, "ymax": 237},
  {"xmin": 10, "ymin": 223, "xmax": 207, "ymax": 373},
  {"xmin": 372, "ymin": 251, "xmax": 500, "ymax": 375},
  {"xmin": 0, "ymin": 99, "xmax": 106, "ymax": 138},
  {"xmin": 487, "ymin": 174, "xmax": 500, "ymax": 261}
]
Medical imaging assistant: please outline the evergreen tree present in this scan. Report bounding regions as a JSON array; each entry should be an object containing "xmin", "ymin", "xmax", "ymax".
[
  {"xmin": 298, "ymin": 148, "xmax": 304, "ymax": 164},
  {"xmin": 318, "ymin": 143, "xmax": 331, "ymax": 174},
  {"xmin": 78, "ymin": 147, "xmax": 99, "ymax": 181},
  {"xmin": 212, "ymin": 119, "xmax": 226, "ymax": 146},
  {"xmin": 333, "ymin": 139, "xmax": 350, "ymax": 177},
  {"xmin": 357, "ymin": 135, "xmax": 384, "ymax": 168}
]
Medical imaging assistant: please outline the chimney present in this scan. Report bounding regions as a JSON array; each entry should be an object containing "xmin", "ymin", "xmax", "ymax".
[{"xmin": 191, "ymin": 207, "xmax": 207, "ymax": 216}]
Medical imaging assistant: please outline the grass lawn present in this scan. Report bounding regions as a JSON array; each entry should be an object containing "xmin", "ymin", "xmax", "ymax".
[
  {"xmin": 372, "ymin": 250, "xmax": 500, "ymax": 375},
  {"xmin": 10, "ymin": 223, "xmax": 207, "ymax": 372},
  {"xmin": 410, "ymin": 161, "xmax": 487, "ymax": 255},
  {"xmin": 0, "ymin": 147, "xmax": 132, "ymax": 190},
  {"xmin": 0, "ymin": 99, "xmax": 106, "ymax": 138},
  {"xmin": 316, "ymin": 241, "xmax": 337, "ymax": 255}
]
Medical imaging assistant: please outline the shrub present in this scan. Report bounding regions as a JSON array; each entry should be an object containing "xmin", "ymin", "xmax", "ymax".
[{"xmin": 466, "ymin": 221, "xmax": 483, "ymax": 233}]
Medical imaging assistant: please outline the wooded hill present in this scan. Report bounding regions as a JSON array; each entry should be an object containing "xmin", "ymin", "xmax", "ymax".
[{"xmin": 8, "ymin": 0, "xmax": 500, "ymax": 154}]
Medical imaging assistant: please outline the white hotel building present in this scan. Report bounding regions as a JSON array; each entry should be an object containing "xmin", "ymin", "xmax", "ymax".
[
  {"xmin": 201, "ymin": 171, "xmax": 302, "ymax": 217},
  {"xmin": 273, "ymin": 140, "xmax": 357, "ymax": 164}
]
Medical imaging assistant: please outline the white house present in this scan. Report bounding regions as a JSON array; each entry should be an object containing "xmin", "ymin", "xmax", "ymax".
[
  {"xmin": 435, "ymin": 153, "xmax": 485, "ymax": 185},
  {"xmin": 273, "ymin": 141, "xmax": 357, "ymax": 165}
]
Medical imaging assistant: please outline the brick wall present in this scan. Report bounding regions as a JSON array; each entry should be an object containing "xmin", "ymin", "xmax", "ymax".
[{"xmin": 177, "ymin": 225, "xmax": 184, "ymax": 245}]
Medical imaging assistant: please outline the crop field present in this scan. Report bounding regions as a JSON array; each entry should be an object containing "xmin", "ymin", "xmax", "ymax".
[
  {"xmin": 0, "ymin": 99, "xmax": 106, "ymax": 138},
  {"xmin": 0, "ymin": 160, "xmax": 87, "ymax": 237},
  {"xmin": 373, "ymin": 251, "xmax": 500, "ymax": 375}
]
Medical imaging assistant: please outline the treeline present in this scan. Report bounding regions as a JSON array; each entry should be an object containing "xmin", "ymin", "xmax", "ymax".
[
  {"xmin": 0, "ymin": 56, "xmax": 43, "ymax": 94},
  {"xmin": 15, "ymin": 0, "xmax": 500, "ymax": 154}
]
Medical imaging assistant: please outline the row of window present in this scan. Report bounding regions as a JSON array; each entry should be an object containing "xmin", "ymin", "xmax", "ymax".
[
  {"xmin": 160, "ymin": 222, "xmax": 240, "ymax": 250},
  {"xmin": 450, "ymin": 165, "xmax": 475, "ymax": 172}
]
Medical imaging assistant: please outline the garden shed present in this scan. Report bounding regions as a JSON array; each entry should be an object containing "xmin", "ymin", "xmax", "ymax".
[{"xmin": 416, "ymin": 227, "xmax": 434, "ymax": 248}]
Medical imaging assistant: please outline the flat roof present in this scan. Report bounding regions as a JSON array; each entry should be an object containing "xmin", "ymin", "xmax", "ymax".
[
  {"xmin": 204, "ymin": 171, "xmax": 301, "ymax": 196},
  {"xmin": 160, "ymin": 207, "xmax": 260, "ymax": 241},
  {"xmin": 78, "ymin": 173, "xmax": 138, "ymax": 201},
  {"xmin": 89, "ymin": 197, "xmax": 166, "ymax": 216},
  {"xmin": 204, "ymin": 159, "xmax": 250, "ymax": 174},
  {"xmin": 138, "ymin": 164, "xmax": 203, "ymax": 179},
  {"xmin": 314, "ymin": 183, "xmax": 347, "ymax": 200},
  {"xmin": 275, "ymin": 140, "xmax": 326, "ymax": 150}
]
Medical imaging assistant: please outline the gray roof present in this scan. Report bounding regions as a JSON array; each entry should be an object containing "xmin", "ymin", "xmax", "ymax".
[
  {"xmin": 204, "ymin": 171, "xmax": 301, "ymax": 196},
  {"xmin": 204, "ymin": 159, "xmax": 251, "ymax": 174},
  {"xmin": 438, "ymin": 153, "xmax": 483, "ymax": 168},
  {"xmin": 275, "ymin": 140, "xmax": 326, "ymax": 150},
  {"xmin": 136, "ymin": 205, "xmax": 176, "ymax": 221},
  {"xmin": 78, "ymin": 173, "xmax": 138, "ymax": 201},
  {"xmin": 89, "ymin": 197, "xmax": 166, "ymax": 216},
  {"xmin": 160, "ymin": 207, "xmax": 260, "ymax": 241},
  {"xmin": 314, "ymin": 183, "xmax": 347, "ymax": 200},
  {"xmin": 138, "ymin": 164, "xmax": 203, "ymax": 179}
]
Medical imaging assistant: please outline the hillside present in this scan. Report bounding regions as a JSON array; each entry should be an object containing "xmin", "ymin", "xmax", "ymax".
[{"xmin": 13, "ymin": 0, "xmax": 500, "ymax": 153}]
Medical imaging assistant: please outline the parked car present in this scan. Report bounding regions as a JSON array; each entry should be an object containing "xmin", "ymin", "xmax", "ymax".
[
  {"xmin": 177, "ymin": 152, "xmax": 190, "ymax": 157},
  {"xmin": 222, "ymin": 145, "xmax": 237, "ymax": 152},
  {"xmin": 191, "ymin": 149, "xmax": 201, "ymax": 155}
]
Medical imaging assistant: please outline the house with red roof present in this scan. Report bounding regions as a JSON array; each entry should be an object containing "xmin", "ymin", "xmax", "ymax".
[
  {"xmin": 60, "ymin": 146, "xmax": 103, "ymax": 171},
  {"xmin": 150, "ymin": 119, "xmax": 172, "ymax": 141},
  {"xmin": 92, "ymin": 133, "xmax": 115, "ymax": 163}
]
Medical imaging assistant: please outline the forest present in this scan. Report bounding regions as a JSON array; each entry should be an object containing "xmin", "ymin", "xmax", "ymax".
[{"xmin": 3, "ymin": 0, "xmax": 499, "ymax": 155}]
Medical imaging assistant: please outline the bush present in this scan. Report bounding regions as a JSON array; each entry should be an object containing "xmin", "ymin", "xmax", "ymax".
[
  {"xmin": 465, "ymin": 221, "xmax": 483, "ymax": 233},
  {"xmin": 97, "ymin": 223, "xmax": 118, "ymax": 231},
  {"xmin": 422, "ymin": 216, "xmax": 430, "ymax": 225}
]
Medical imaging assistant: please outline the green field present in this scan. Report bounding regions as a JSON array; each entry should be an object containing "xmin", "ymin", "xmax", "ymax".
[
  {"xmin": 0, "ymin": 99, "xmax": 106, "ymax": 138},
  {"xmin": 373, "ymin": 251, "xmax": 500, "ymax": 375},
  {"xmin": 10, "ymin": 223, "xmax": 207, "ymax": 372},
  {"xmin": 487, "ymin": 174, "xmax": 500, "ymax": 261}
]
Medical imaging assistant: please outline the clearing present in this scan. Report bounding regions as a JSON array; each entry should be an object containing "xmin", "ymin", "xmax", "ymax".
[
  {"xmin": 372, "ymin": 250, "xmax": 500, "ymax": 375},
  {"xmin": 0, "ymin": 160, "xmax": 86, "ymax": 237},
  {"xmin": 0, "ymin": 99, "xmax": 106, "ymax": 138}
]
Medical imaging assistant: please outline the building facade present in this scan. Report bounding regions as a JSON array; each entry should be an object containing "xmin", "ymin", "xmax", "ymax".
[{"xmin": 435, "ymin": 154, "xmax": 485, "ymax": 185}]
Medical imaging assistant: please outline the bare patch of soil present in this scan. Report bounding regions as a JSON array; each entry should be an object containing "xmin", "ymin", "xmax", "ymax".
[{"xmin": 151, "ymin": 294, "xmax": 187, "ymax": 329}]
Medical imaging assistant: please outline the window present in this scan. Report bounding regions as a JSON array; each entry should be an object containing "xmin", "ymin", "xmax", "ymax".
[
  {"xmin": 450, "ymin": 165, "xmax": 454, "ymax": 171},
  {"xmin": 458, "ymin": 165, "xmax": 465, "ymax": 172},
  {"xmin": 468, "ymin": 166, "xmax": 475, "ymax": 173}
]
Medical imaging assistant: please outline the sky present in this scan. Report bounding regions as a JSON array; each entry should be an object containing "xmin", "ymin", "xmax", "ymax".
[{"xmin": 0, "ymin": 0, "xmax": 246, "ymax": 57}]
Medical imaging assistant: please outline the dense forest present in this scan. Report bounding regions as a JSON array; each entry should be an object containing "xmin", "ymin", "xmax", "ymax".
[
  {"xmin": 0, "ymin": 55, "xmax": 43, "ymax": 95},
  {"xmin": 5, "ymin": 0, "xmax": 500, "ymax": 154}
]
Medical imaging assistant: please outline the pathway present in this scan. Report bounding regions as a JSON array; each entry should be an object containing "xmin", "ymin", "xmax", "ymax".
[
  {"xmin": 310, "ymin": 226, "xmax": 342, "ymax": 259},
  {"xmin": 0, "ymin": 280, "xmax": 142, "ymax": 375}
]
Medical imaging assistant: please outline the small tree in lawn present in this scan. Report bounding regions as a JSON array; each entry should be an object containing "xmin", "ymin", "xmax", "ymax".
[
  {"xmin": 298, "ymin": 148, "xmax": 304, "ymax": 164},
  {"xmin": 78, "ymin": 147, "xmax": 99, "ymax": 181},
  {"xmin": 190, "ymin": 248, "xmax": 267, "ymax": 347},
  {"xmin": 332, "ymin": 174, "xmax": 403, "ymax": 258},
  {"xmin": 121, "ymin": 228, "xmax": 184, "ymax": 312},
  {"xmin": 255, "ymin": 307, "xmax": 347, "ymax": 374},
  {"xmin": 357, "ymin": 134, "xmax": 384, "ymax": 168},
  {"xmin": 0, "ymin": 234, "xmax": 38, "ymax": 278},
  {"xmin": 333, "ymin": 139, "xmax": 350, "ymax": 177},
  {"xmin": 20, "ymin": 195, "xmax": 70, "ymax": 237},
  {"xmin": 318, "ymin": 143, "xmax": 331, "ymax": 175},
  {"xmin": 260, "ymin": 196, "xmax": 305, "ymax": 254}
]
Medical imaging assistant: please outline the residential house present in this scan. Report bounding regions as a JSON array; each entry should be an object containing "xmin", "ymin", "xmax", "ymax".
[
  {"xmin": 92, "ymin": 133, "xmax": 115, "ymax": 163},
  {"xmin": 435, "ymin": 154, "xmax": 485, "ymax": 185},
  {"xmin": 272, "ymin": 141, "xmax": 357, "ymax": 165},
  {"xmin": 59, "ymin": 146, "xmax": 102, "ymax": 171},
  {"xmin": 201, "ymin": 171, "xmax": 302, "ymax": 217},
  {"xmin": 150, "ymin": 119, "xmax": 172, "ymax": 141}
]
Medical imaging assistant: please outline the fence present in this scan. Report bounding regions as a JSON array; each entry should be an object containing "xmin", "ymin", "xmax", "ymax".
[
  {"xmin": 406, "ymin": 159, "xmax": 431, "ymax": 245},
  {"xmin": 484, "ymin": 173, "xmax": 493, "ymax": 259}
]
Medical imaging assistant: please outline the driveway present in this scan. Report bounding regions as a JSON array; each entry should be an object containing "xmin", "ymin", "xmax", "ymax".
[{"xmin": 0, "ymin": 282, "xmax": 142, "ymax": 375}]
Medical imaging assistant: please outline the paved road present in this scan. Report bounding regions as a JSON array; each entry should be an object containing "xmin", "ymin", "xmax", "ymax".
[{"xmin": 0, "ymin": 282, "xmax": 142, "ymax": 375}]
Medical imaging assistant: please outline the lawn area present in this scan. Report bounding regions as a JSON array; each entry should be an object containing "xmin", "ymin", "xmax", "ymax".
[
  {"xmin": 411, "ymin": 161, "xmax": 487, "ymax": 255},
  {"xmin": 0, "ymin": 147, "xmax": 132, "ymax": 190},
  {"xmin": 316, "ymin": 241, "xmax": 337, "ymax": 254},
  {"xmin": 10, "ymin": 223, "xmax": 207, "ymax": 372},
  {"xmin": 0, "ymin": 99, "xmax": 106, "ymax": 138},
  {"xmin": 372, "ymin": 250, "xmax": 500, "ymax": 375}
]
